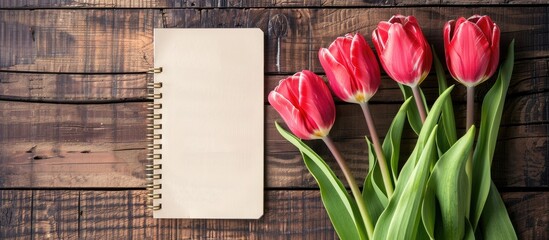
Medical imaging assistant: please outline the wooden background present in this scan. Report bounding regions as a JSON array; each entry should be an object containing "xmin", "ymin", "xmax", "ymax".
[{"xmin": 0, "ymin": 0, "xmax": 547, "ymax": 239}]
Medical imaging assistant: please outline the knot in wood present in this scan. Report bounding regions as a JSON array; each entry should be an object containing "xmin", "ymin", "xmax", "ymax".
[{"xmin": 268, "ymin": 14, "xmax": 289, "ymax": 38}]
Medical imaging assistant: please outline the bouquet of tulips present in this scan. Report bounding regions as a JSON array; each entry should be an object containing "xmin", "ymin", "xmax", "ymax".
[{"xmin": 269, "ymin": 15, "xmax": 517, "ymax": 239}]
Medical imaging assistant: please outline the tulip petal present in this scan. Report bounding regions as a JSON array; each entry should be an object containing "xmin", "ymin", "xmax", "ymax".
[
  {"xmin": 268, "ymin": 91, "xmax": 312, "ymax": 139},
  {"xmin": 298, "ymin": 70, "xmax": 335, "ymax": 134},
  {"xmin": 448, "ymin": 21, "xmax": 491, "ymax": 86},
  {"xmin": 381, "ymin": 23, "xmax": 425, "ymax": 86},
  {"xmin": 328, "ymin": 36, "xmax": 353, "ymax": 68},
  {"xmin": 318, "ymin": 48, "xmax": 355, "ymax": 101},
  {"xmin": 389, "ymin": 14, "xmax": 406, "ymax": 24},
  {"xmin": 454, "ymin": 17, "xmax": 467, "ymax": 32},
  {"xmin": 373, "ymin": 22, "xmax": 391, "ymax": 50},
  {"xmin": 350, "ymin": 33, "xmax": 380, "ymax": 100},
  {"xmin": 444, "ymin": 20, "xmax": 458, "ymax": 80},
  {"xmin": 475, "ymin": 16, "xmax": 494, "ymax": 45},
  {"xmin": 486, "ymin": 25, "xmax": 500, "ymax": 80},
  {"xmin": 273, "ymin": 75, "xmax": 300, "ymax": 105}
]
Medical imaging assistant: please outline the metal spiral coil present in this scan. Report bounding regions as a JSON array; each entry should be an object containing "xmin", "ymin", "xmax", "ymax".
[
  {"xmin": 146, "ymin": 113, "xmax": 162, "ymax": 120},
  {"xmin": 148, "ymin": 93, "xmax": 162, "ymax": 99},
  {"xmin": 145, "ymin": 164, "xmax": 162, "ymax": 170},
  {"xmin": 146, "ymin": 67, "xmax": 163, "ymax": 211}
]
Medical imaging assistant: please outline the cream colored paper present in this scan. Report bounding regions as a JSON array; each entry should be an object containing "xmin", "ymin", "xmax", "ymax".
[{"xmin": 152, "ymin": 28, "xmax": 264, "ymax": 219}]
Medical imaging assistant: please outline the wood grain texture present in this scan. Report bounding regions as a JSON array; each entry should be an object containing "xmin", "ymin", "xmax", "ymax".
[
  {"xmin": 0, "ymin": 7, "xmax": 546, "ymax": 74},
  {"xmin": 153, "ymin": 190, "xmax": 337, "ymax": 239},
  {"xmin": 0, "ymin": 101, "xmax": 147, "ymax": 188},
  {"xmin": 1, "ymin": 0, "xmax": 545, "ymax": 8},
  {"xmin": 80, "ymin": 190, "xmax": 154, "ymax": 239},
  {"xmin": 0, "ymin": 190, "xmax": 32, "ymax": 240},
  {"xmin": 0, "ymin": 57, "xmax": 544, "ymax": 103},
  {"xmin": 2, "ymin": 190, "xmax": 543, "ymax": 239},
  {"xmin": 33, "ymin": 190, "xmax": 79, "ymax": 239},
  {"xmin": 0, "ymin": 72, "xmax": 150, "ymax": 102},
  {"xmin": 504, "ymin": 192, "xmax": 549, "ymax": 239},
  {"xmin": 0, "ymin": 9, "xmax": 162, "ymax": 73},
  {"xmin": 0, "ymin": 96, "xmax": 546, "ymax": 188}
]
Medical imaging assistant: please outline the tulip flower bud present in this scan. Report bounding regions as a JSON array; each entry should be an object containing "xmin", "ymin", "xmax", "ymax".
[
  {"xmin": 444, "ymin": 15, "xmax": 500, "ymax": 87},
  {"xmin": 268, "ymin": 70, "xmax": 336, "ymax": 140},
  {"xmin": 372, "ymin": 15, "xmax": 432, "ymax": 87},
  {"xmin": 318, "ymin": 33, "xmax": 381, "ymax": 104}
]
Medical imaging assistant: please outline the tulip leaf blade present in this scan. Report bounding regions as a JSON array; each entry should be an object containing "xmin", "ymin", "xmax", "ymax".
[
  {"xmin": 397, "ymin": 86, "xmax": 454, "ymax": 187},
  {"xmin": 421, "ymin": 177, "xmax": 436, "ymax": 240},
  {"xmin": 478, "ymin": 182, "xmax": 517, "ymax": 240},
  {"xmin": 373, "ymin": 126, "xmax": 438, "ymax": 240},
  {"xmin": 362, "ymin": 138, "xmax": 388, "ymax": 226},
  {"xmin": 423, "ymin": 126, "xmax": 476, "ymax": 240},
  {"xmin": 470, "ymin": 40, "xmax": 514, "ymax": 230},
  {"xmin": 382, "ymin": 97, "xmax": 412, "ymax": 181},
  {"xmin": 275, "ymin": 122, "xmax": 367, "ymax": 240}
]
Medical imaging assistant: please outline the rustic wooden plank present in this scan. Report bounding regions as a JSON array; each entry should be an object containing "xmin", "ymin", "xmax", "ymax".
[
  {"xmin": 152, "ymin": 190, "xmax": 336, "ymax": 239},
  {"xmin": 504, "ymin": 192, "xmax": 549, "ymax": 239},
  {"xmin": 1, "ymin": 190, "xmax": 545, "ymax": 239},
  {"xmin": 0, "ymin": 72, "xmax": 150, "ymax": 102},
  {"xmin": 0, "ymin": 7, "xmax": 545, "ymax": 74},
  {"xmin": 77, "ymin": 190, "xmax": 549, "ymax": 239},
  {"xmin": 33, "ymin": 190, "xmax": 79, "ymax": 239},
  {"xmin": 394, "ymin": 0, "xmax": 548, "ymax": 5},
  {"xmin": 0, "ymin": 101, "xmax": 147, "ymax": 188},
  {"xmin": 0, "ymin": 92, "xmax": 546, "ymax": 188},
  {"xmin": 0, "ymin": 9, "xmax": 163, "ymax": 73},
  {"xmin": 0, "ymin": 56, "xmax": 544, "ymax": 102},
  {"xmin": 0, "ymin": 0, "xmax": 167, "ymax": 8},
  {"xmin": 0, "ymin": 190, "xmax": 32, "ymax": 240},
  {"xmin": 79, "ymin": 190, "xmax": 154, "ymax": 239},
  {"xmin": 1, "ymin": 0, "xmax": 545, "ymax": 8},
  {"xmin": 322, "ymin": 0, "xmax": 397, "ymax": 6},
  {"xmin": 492, "ymin": 126, "xmax": 549, "ymax": 188},
  {"xmin": 152, "ymin": 190, "xmax": 547, "ymax": 239}
]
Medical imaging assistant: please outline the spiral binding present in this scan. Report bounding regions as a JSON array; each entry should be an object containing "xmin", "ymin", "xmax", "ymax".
[{"xmin": 146, "ymin": 67, "xmax": 163, "ymax": 211}]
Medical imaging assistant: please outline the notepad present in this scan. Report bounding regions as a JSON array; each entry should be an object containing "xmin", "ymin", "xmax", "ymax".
[{"xmin": 147, "ymin": 28, "xmax": 264, "ymax": 219}]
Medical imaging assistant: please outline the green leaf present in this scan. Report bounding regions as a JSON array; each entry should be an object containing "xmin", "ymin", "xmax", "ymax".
[
  {"xmin": 423, "ymin": 126, "xmax": 476, "ymax": 240},
  {"xmin": 373, "ymin": 125, "xmax": 438, "ymax": 240},
  {"xmin": 363, "ymin": 138, "xmax": 388, "ymax": 225},
  {"xmin": 432, "ymin": 46, "xmax": 457, "ymax": 154},
  {"xmin": 421, "ymin": 179, "xmax": 436, "ymax": 240},
  {"xmin": 382, "ymin": 97, "xmax": 412, "ymax": 181},
  {"xmin": 275, "ymin": 122, "xmax": 367, "ymax": 240},
  {"xmin": 464, "ymin": 219, "xmax": 476, "ymax": 240},
  {"xmin": 398, "ymin": 84, "xmax": 428, "ymax": 135},
  {"xmin": 397, "ymin": 86, "xmax": 455, "ymax": 187},
  {"xmin": 470, "ymin": 40, "xmax": 514, "ymax": 230},
  {"xmin": 478, "ymin": 182, "xmax": 517, "ymax": 239}
]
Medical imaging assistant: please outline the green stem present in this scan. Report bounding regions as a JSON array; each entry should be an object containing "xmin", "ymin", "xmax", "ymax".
[
  {"xmin": 466, "ymin": 86, "xmax": 474, "ymax": 131},
  {"xmin": 323, "ymin": 137, "xmax": 374, "ymax": 239},
  {"xmin": 465, "ymin": 86, "xmax": 475, "ymax": 218},
  {"xmin": 360, "ymin": 102, "xmax": 394, "ymax": 198},
  {"xmin": 411, "ymin": 85, "xmax": 427, "ymax": 123}
]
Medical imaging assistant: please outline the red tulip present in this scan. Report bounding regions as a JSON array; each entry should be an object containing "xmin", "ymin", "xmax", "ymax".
[
  {"xmin": 318, "ymin": 33, "xmax": 381, "ymax": 104},
  {"xmin": 444, "ymin": 15, "xmax": 500, "ymax": 87},
  {"xmin": 268, "ymin": 70, "xmax": 336, "ymax": 140},
  {"xmin": 372, "ymin": 15, "xmax": 432, "ymax": 87}
]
